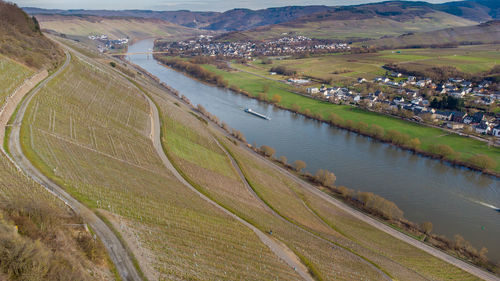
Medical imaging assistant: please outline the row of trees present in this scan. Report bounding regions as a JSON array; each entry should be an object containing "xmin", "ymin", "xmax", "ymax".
[
  {"xmin": 155, "ymin": 56, "xmax": 228, "ymax": 87},
  {"xmin": 270, "ymin": 65, "xmax": 297, "ymax": 76}
]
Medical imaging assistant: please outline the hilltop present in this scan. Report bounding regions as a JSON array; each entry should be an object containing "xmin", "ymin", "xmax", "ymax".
[{"xmin": 0, "ymin": 1, "xmax": 63, "ymax": 69}]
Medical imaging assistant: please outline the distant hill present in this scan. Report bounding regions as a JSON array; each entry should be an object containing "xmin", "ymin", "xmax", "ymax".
[
  {"xmin": 435, "ymin": 0, "xmax": 500, "ymax": 22},
  {"xmin": 215, "ymin": 1, "xmax": 477, "ymax": 41},
  {"xmin": 35, "ymin": 14, "xmax": 207, "ymax": 40},
  {"xmin": 0, "ymin": 1, "xmax": 63, "ymax": 69},
  {"xmin": 363, "ymin": 20, "xmax": 500, "ymax": 48},
  {"xmin": 24, "ymin": 6, "xmax": 333, "ymax": 31}
]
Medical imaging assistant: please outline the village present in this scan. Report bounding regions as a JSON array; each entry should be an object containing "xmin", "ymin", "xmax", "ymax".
[
  {"xmin": 88, "ymin": 34, "xmax": 129, "ymax": 53},
  {"xmin": 156, "ymin": 35, "xmax": 350, "ymax": 58},
  {"xmin": 303, "ymin": 74, "xmax": 500, "ymax": 139}
]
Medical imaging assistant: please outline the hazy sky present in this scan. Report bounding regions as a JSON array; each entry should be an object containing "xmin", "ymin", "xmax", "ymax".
[{"xmin": 12, "ymin": 0, "xmax": 449, "ymax": 12}]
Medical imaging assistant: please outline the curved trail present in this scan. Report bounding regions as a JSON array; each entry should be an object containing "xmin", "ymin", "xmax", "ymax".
[
  {"xmin": 238, "ymin": 141, "xmax": 500, "ymax": 281},
  {"xmin": 7, "ymin": 51, "xmax": 142, "ymax": 281},
  {"xmin": 211, "ymin": 136, "xmax": 392, "ymax": 281},
  {"xmin": 140, "ymin": 89, "xmax": 314, "ymax": 281}
]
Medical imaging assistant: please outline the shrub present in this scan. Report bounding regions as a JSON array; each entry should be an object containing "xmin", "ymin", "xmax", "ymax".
[
  {"xmin": 314, "ymin": 170, "xmax": 336, "ymax": 187},
  {"xmin": 260, "ymin": 145, "xmax": 276, "ymax": 158},
  {"xmin": 293, "ymin": 160, "xmax": 307, "ymax": 173},
  {"xmin": 468, "ymin": 154, "xmax": 496, "ymax": 170},
  {"xmin": 271, "ymin": 94, "xmax": 282, "ymax": 104}
]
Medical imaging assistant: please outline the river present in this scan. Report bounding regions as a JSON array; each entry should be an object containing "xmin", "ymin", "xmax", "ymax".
[{"xmin": 127, "ymin": 39, "xmax": 500, "ymax": 262}]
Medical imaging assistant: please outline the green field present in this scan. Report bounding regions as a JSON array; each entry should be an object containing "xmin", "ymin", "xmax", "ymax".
[
  {"xmin": 203, "ymin": 64, "xmax": 500, "ymax": 172},
  {"xmin": 0, "ymin": 54, "xmax": 33, "ymax": 107},
  {"xmin": 238, "ymin": 44, "xmax": 500, "ymax": 84}
]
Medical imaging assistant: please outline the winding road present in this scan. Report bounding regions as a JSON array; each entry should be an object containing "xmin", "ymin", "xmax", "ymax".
[{"xmin": 6, "ymin": 51, "xmax": 142, "ymax": 281}]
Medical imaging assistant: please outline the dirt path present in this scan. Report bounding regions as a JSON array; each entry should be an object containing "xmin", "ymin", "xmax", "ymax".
[
  {"xmin": 6, "ymin": 51, "xmax": 143, "ymax": 281},
  {"xmin": 242, "ymin": 143, "xmax": 500, "ymax": 281},
  {"xmin": 140, "ymin": 89, "xmax": 314, "ymax": 281}
]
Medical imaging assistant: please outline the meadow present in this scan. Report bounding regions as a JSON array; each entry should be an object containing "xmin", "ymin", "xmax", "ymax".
[
  {"xmin": 20, "ymin": 50, "xmax": 299, "ymax": 280},
  {"xmin": 0, "ymin": 54, "xmax": 33, "ymax": 108},
  {"xmin": 153, "ymin": 80, "xmax": 479, "ymax": 280},
  {"xmin": 202, "ymin": 61, "xmax": 500, "ymax": 172},
  {"xmin": 241, "ymin": 44, "xmax": 500, "ymax": 84}
]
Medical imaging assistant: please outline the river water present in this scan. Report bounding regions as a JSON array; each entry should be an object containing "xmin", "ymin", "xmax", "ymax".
[{"xmin": 127, "ymin": 39, "xmax": 500, "ymax": 262}]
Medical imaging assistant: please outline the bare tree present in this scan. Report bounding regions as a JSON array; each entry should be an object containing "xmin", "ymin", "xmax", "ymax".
[
  {"xmin": 314, "ymin": 169, "xmax": 336, "ymax": 187},
  {"xmin": 293, "ymin": 160, "xmax": 307, "ymax": 173},
  {"xmin": 260, "ymin": 145, "xmax": 276, "ymax": 158}
]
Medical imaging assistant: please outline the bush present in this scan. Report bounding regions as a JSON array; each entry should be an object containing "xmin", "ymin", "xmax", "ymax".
[
  {"xmin": 271, "ymin": 94, "xmax": 282, "ymax": 104},
  {"xmin": 260, "ymin": 145, "xmax": 276, "ymax": 158},
  {"xmin": 109, "ymin": 61, "xmax": 116, "ymax": 68},
  {"xmin": 468, "ymin": 154, "xmax": 496, "ymax": 170},
  {"xmin": 293, "ymin": 160, "xmax": 307, "ymax": 173},
  {"xmin": 314, "ymin": 169, "xmax": 336, "ymax": 187}
]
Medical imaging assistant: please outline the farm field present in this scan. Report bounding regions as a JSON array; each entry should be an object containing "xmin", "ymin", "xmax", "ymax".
[
  {"xmin": 20, "ymin": 51, "xmax": 299, "ymax": 280},
  {"xmin": 241, "ymin": 44, "xmax": 500, "ymax": 83},
  {"xmin": 202, "ymin": 64, "xmax": 500, "ymax": 172},
  {"xmin": 153, "ymin": 83, "xmax": 479, "ymax": 280},
  {"xmin": 0, "ymin": 54, "xmax": 33, "ymax": 108}
]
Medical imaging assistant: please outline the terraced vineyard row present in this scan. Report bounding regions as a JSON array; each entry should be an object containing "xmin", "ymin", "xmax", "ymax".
[{"xmin": 21, "ymin": 52, "xmax": 300, "ymax": 280}]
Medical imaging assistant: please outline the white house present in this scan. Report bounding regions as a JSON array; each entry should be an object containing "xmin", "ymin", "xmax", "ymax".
[
  {"xmin": 493, "ymin": 124, "xmax": 500, "ymax": 137},
  {"xmin": 307, "ymin": 87, "xmax": 319, "ymax": 94}
]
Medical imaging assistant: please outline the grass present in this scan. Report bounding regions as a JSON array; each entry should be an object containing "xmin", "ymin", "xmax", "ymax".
[
  {"xmin": 0, "ymin": 54, "xmax": 34, "ymax": 108},
  {"xmin": 202, "ymin": 63, "xmax": 500, "ymax": 172},
  {"xmin": 19, "ymin": 51, "xmax": 299, "ymax": 280}
]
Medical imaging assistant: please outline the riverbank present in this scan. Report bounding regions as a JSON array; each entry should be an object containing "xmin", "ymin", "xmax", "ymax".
[{"xmin": 153, "ymin": 54, "xmax": 500, "ymax": 177}]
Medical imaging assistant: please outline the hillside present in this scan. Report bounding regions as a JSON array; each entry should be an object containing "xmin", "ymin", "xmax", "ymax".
[
  {"xmin": 436, "ymin": 0, "xmax": 500, "ymax": 22},
  {"xmin": 216, "ymin": 2, "xmax": 477, "ymax": 41},
  {"xmin": 363, "ymin": 20, "xmax": 500, "ymax": 48},
  {"xmin": 0, "ymin": 1, "xmax": 63, "ymax": 69},
  {"xmin": 35, "ymin": 14, "xmax": 207, "ymax": 41}
]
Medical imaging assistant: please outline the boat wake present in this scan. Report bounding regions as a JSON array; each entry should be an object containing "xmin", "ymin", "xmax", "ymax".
[{"xmin": 468, "ymin": 198, "xmax": 500, "ymax": 212}]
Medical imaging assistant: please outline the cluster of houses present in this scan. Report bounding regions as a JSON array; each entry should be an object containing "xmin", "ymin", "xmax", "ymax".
[
  {"xmin": 305, "ymin": 75, "xmax": 500, "ymax": 137},
  {"xmin": 88, "ymin": 34, "xmax": 129, "ymax": 52},
  {"xmin": 157, "ymin": 35, "xmax": 350, "ymax": 59}
]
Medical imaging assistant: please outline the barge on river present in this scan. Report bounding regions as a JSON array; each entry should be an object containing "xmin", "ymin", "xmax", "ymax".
[{"xmin": 244, "ymin": 108, "xmax": 271, "ymax": 120}]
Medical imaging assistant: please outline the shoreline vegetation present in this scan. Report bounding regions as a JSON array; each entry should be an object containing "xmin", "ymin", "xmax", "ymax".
[
  {"xmin": 153, "ymin": 54, "xmax": 500, "ymax": 178},
  {"xmin": 123, "ymin": 55, "xmax": 499, "ymax": 274}
]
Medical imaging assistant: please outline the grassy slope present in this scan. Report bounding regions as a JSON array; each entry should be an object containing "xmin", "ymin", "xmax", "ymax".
[
  {"xmin": 152, "ymin": 84, "xmax": 478, "ymax": 280},
  {"xmin": 0, "ymin": 54, "xmax": 34, "ymax": 107},
  {"xmin": 37, "ymin": 15, "xmax": 206, "ymax": 40},
  {"xmin": 20, "ymin": 52, "xmax": 298, "ymax": 280},
  {"xmin": 220, "ymin": 11, "xmax": 476, "ymax": 41},
  {"xmin": 201, "ymin": 64, "xmax": 500, "ymax": 172}
]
